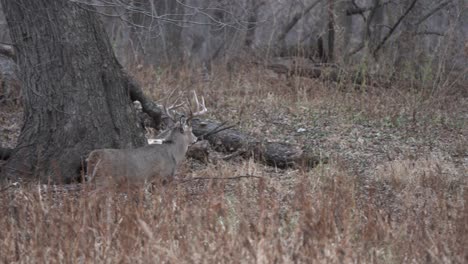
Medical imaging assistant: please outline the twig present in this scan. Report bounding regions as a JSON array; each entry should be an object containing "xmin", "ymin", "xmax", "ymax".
[
  {"xmin": 350, "ymin": 0, "xmax": 367, "ymax": 22},
  {"xmin": 179, "ymin": 175, "xmax": 262, "ymax": 183},
  {"xmin": 196, "ymin": 121, "xmax": 237, "ymax": 141},
  {"xmin": 347, "ymin": 42, "xmax": 365, "ymax": 57},
  {"xmin": 415, "ymin": 31, "xmax": 444, "ymax": 36},
  {"xmin": 346, "ymin": 1, "xmax": 390, "ymax": 16},
  {"xmin": 415, "ymin": 0, "xmax": 453, "ymax": 26},
  {"xmin": 0, "ymin": 182, "xmax": 19, "ymax": 193},
  {"xmin": 203, "ymin": 124, "xmax": 237, "ymax": 138},
  {"xmin": 196, "ymin": 121, "xmax": 226, "ymax": 140},
  {"xmin": 222, "ymin": 149, "xmax": 247, "ymax": 160}
]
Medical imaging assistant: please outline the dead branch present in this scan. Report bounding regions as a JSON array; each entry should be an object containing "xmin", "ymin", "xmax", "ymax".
[
  {"xmin": 346, "ymin": 1, "xmax": 390, "ymax": 16},
  {"xmin": 125, "ymin": 72, "xmax": 163, "ymax": 129},
  {"xmin": 179, "ymin": 175, "xmax": 262, "ymax": 183},
  {"xmin": 222, "ymin": 149, "xmax": 247, "ymax": 161},
  {"xmin": 415, "ymin": 0, "xmax": 454, "ymax": 26},
  {"xmin": 350, "ymin": 0, "xmax": 367, "ymax": 21},
  {"xmin": 277, "ymin": 0, "xmax": 323, "ymax": 44},
  {"xmin": 415, "ymin": 31, "xmax": 444, "ymax": 36},
  {"xmin": 372, "ymin": 0, "xmax": 419, "ymax": 57}
]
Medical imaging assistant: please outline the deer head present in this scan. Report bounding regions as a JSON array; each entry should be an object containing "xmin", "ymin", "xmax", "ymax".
[{"xmin": 157, "ymin": 90, "xmax": 207, "ymax": 146}]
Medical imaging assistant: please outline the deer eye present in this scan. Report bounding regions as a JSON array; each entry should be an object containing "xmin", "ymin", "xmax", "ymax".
[{"xmin": 179, "ymin": 115, "xmax": 186, "ymax": 124}]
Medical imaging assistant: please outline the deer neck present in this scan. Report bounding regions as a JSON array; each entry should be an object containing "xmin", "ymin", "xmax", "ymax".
[{"xmin": 165, "ymin": 138, "xmax": 189, "ymax": 164}]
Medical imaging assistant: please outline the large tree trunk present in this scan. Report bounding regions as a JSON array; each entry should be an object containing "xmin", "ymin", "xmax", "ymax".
[{"xmin": 1, "ymin": 1, "xmax": 147, "ymax": 183}]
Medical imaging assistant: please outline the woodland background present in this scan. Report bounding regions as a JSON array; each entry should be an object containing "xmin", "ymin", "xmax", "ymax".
[
  {"xmin": 0, "ymin": 1, "xmax": 467, "ymax": 263},
  {"xmin": 1, "ymin": 0, "xmax": 465, "ymax": 76}
]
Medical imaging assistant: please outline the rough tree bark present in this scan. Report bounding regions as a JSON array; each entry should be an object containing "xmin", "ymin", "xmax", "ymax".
[{"xmin": 0, "ymin": 1, "xmax": 147, "ymax": 183}]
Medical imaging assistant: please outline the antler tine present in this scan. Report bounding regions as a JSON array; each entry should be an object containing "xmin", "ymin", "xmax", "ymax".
[
  {"xmin": 186, "ymin": 96, "xmax": 193, "ymax": 117},
  {"xmin": 191, "ymin": 90, "xmax": 208, "ymax": 117},
  {"xmin": 163, "ymin": 105, "xmax": 174, "ymax": 121},
  {"xmin": 162, "ymin": 89, "xmax": 186, "ymax": 121},
  {"xmin": 167, "ymin": 96, "xmax": 185, "ymax": 110},
  {"xmin": 166, "ymin": 87, "xmax": 179, "ymax": 101}
]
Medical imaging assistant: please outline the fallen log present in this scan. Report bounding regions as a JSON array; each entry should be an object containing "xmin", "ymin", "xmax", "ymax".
[
  {"xmin": 191, "ymin": 118, "xmax": 322, "ymax": 169},
  {"xmin": 265, "ymin": 56, "xmax": 387, "ymax": 87}
]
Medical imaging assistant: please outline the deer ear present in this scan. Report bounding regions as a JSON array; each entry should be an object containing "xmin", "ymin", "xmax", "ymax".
[{"xmin": 179, "ymin": 115, "xmax": 186, "ymax": 132}]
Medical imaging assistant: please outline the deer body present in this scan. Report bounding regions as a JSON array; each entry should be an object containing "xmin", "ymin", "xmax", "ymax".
[
  {"xmin": 87, "ymin": 123, "xmax": 197, "ymax": 185},
  {"xmin": 86, "ymin": 90, "xmax": 206, "ymax": 186}
]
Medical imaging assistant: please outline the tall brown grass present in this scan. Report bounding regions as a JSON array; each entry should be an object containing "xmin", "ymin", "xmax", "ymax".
[{"xmin": 1, "ymin": 62, "xmax": 466, "ymax": 263}]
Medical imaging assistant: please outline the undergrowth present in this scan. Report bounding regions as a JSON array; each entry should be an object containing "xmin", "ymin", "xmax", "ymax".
[{"xmin": 1, "ymin": 62, "xmax": 466, "ymax": 263}]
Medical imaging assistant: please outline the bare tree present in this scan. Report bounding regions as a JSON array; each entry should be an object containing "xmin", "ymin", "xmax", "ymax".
[
  {"xmin": 127, "ymin": 0, "xmax": 186, "ymax": 67},
  {"xmin": 327, "ymin": 0, "xmax": 335, "ymax": 62},
  {"xmin": 245, "ymin": 0, "xmax": 265, "ymax": 47}
]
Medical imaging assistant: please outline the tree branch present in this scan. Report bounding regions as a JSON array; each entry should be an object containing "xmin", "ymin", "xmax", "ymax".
[
  {"xmin": 346, "ymin": 1, "xmax": 390, "ymax": 16},
  {"xmin": 415, "ymin": 0, "xmax": 454, "ymax": 26},
  {"xmin": 372, "ymin": 0, "xmax": 419, "ymax": 58},
  {"xmin": 277, "ymin": 0, "xmax": 323, "ymax": 43},
  {"xmin": 124, "ymin": 72, "xmax": 163, "ymax": 129}
]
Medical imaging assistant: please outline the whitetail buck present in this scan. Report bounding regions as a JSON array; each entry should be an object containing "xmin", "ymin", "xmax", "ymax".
[{"xmin": 86, "ymin": 91, "xmax": 207, "ymax": 186}]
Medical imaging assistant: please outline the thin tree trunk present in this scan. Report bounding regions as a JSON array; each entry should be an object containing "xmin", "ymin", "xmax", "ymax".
[
  {"xmin": 1, "ymin": 0, "xmax": 146, "ymax": 183},
  {"xmin": 327, "ymin": 0, "xmax": 335, "ymax": 62},
  {"xmin": 244, "ymin": 0, "xmax": 264, "ymax": 47}
]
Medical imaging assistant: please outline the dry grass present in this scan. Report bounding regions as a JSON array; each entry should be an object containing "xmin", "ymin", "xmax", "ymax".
[{"xmin": 1, "ymin": 63, "xmax": 467, "ymax": 263}]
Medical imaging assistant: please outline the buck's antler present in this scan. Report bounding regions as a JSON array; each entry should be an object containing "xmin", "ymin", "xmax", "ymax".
[
  {"xmin": 162, "ymin": 88, "xmax": 186, "ymax": 122},
  {"xmin": 187, "ymin": 90, "xmax": 207, "ymax": 121}
]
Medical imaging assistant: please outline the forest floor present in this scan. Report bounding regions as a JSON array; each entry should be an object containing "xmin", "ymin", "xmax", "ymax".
[{"xmin": 1, "ymin": 64, "xmax": 467, "ymax": 263}]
